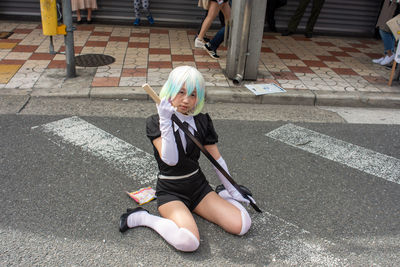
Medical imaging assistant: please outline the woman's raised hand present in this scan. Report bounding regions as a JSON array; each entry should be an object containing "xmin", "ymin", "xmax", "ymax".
[{"xmin": 157, "ymin": 98, "xmax": 176, "ymax": 121}]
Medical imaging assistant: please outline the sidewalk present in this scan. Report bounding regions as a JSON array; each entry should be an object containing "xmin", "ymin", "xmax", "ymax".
[{"xmin": 0, "ymin": 20, "xmax": 399, "ymax": 108}]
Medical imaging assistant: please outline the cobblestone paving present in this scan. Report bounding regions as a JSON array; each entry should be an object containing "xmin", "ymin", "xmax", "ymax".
[{"xmin": 0, "ymin": 21, "xmax": 398, "ymax": 93}]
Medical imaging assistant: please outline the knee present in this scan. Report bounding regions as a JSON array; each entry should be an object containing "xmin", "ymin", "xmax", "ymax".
[
  {"xmin": 238, "ymin": 210, "xmax": 252, "ymax": 236},
  {"xmin": 174, "ymin": 228, "xmax": 200, "ymax": 252}
]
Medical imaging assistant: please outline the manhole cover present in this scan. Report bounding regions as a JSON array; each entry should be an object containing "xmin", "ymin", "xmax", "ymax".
[
  {"xmin": 74, "ymin": 54, "xmax": 115, "ymax": 67},
  {"xmin": 0, "ymin": 32, "xmax": 13, "ymax": 39}
]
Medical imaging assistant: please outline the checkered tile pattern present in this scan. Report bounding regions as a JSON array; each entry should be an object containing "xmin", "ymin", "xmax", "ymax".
[{"xmin": 0, "ymin": 21, "xmax": 398, "ymax": 92}]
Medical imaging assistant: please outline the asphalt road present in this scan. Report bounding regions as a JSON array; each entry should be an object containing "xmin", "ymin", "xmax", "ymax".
[{"xmin": 1, "ymin": 111, "xmax": 399, "ymax": 266}]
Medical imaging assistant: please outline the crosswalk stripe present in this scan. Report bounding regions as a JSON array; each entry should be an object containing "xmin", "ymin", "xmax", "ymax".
[
  {"xmin": 266, "ymin": 123, "xmax": 400, "ymax": 184},
  {"xmin": 32, "ymin": 116, "xmax": 158, "ymax": 185}
]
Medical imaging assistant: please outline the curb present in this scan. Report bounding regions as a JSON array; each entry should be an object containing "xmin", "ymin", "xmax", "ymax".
[{"xmin": 1, "ymin": 86, "xmax": 400, "ymax": 109}]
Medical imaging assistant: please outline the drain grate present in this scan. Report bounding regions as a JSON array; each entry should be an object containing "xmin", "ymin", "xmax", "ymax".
[
  {"xmin": 0, "ymin": 32, "xmax": 13, "ymax": 39},
  {"xmin": 74, "ymin": 54, "xmax": 115, "ymax": 67}
]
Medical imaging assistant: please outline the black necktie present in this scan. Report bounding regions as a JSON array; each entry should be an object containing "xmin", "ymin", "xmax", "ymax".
[{"xmin": 183, "ymin": 121, "xmax": 194, "ymax": 154}]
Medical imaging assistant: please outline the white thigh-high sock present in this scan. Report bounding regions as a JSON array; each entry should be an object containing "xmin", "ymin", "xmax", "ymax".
[
  {"xmin": 218, "ymin": 190, "xmax": 252, "ymax": 235},
  {"xmin": 127, "ymin": 211, "xmax": 199, "ymax": 252}
]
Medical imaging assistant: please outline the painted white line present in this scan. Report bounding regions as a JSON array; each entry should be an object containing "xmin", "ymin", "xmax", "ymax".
[
  {"xmin": 266, "ymin": 123, "xmax": 400, "ymax": 184},
  {"xmin": 321, "ymin": 106, "xmax": 400, "ymax": 125},
  {"xmin": 32, "ymin": 116, "xmax": 158, "ymax": 185},
  {"xmin": 252, "ymin": 212, "xmax": 347, "ymax": 265}
]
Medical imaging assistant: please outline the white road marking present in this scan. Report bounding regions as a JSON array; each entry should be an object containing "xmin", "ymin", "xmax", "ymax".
[
  {"xmin": 29, "ymin": 118, "xmax": 360, "ymax": 264},
  {"xmin": 32, "ymin": 116, "xmax": 158, "ymax": 185},
  {"xmin": 320, "ymin": 106, "xmax": 400, "ymax": 125},
  {"xmin": 266, "ymin": 123, "xmax": 400, "ymax": 184},
  {"xmin": 252, "ymin": 212, "xmax": 347, "ymax": 265}
]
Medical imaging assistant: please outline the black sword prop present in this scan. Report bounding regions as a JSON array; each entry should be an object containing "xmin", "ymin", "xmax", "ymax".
[{"xmin": 143, "ymin": 83, "xmax": 262, "ymax": 213}]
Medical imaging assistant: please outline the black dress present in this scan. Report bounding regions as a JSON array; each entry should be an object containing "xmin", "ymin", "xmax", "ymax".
[{"xmin": 146, "ymin": 113, "xmax": 219, "ymax": 210}]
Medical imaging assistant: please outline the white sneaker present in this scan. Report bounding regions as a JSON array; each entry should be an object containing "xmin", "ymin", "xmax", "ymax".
[
  {"xmin": 195, "ymin": 37, "xmax": 205, "ymax": 48},
  {"xmin": 380, "ymin": 54, "xmax": 395, "ymax": 65},
  {"xmin": 372, "ymin": 56, "xmax": 384, "ymax": 64}
]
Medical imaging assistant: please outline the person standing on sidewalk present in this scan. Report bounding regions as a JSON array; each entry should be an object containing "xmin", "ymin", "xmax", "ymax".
[
  {"xmin": 119, "ymin": 66, "xmax": 252, "ymax": 252},
  {"xmin": 133, "ymin": 0, "xmax": 154, "ymax": 26},
  {"xmin": 281, "ymin": 0, "xmax": 325, "ymax": 38},
  {"xmin": 71, "ymin": 0, "xmax": 97, "ymax": 24},
  {"xmin": 198, "ymin": 1, "xmax": 231, "ymax": 59},
  {"xmin": 195, "ymin": 4, "xmax": 226, "ymax": 44},
  {"xmin": 195, "ymin": 0, "xmax": 230, "ymax": 48},
  {"xmin": 372, "ymin": 0, "xmax": 399, "ymax": 66}
]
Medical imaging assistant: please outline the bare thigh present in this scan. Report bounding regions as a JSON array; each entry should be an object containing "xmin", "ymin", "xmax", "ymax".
[
  {"xmin": 158, "ymin": 200, "xmax": 200, "ymax": 240},
  {"xmin": 194, "ymin": 191, "xmax": 242, "ymax": 235},
  {"xmin": 220, "ymin": 2, "xmax": 231, "ymax": 21}
]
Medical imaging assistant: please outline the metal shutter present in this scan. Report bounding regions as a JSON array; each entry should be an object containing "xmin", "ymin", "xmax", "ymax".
[
  {"xmin": 0, "ymin": 0, "xmax": 383, "ymax": 36},
  {"xmin": 274, "ymin": 0, "xmax": 382, "ymax": 36}
]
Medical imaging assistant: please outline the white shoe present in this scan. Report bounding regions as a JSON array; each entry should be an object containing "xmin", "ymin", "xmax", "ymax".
[
  {"xmin": 195, "ymin": 37, "xmax": 205, "ymax": 48},
  {"xmin": 380, "ymin": 54, "xmax": 395, "ymax": 65},
  {"xmin": 372, "ymin": 57, "xmax": 384, "ymax": 64}
]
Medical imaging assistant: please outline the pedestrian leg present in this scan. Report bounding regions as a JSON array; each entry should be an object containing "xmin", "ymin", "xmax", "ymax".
[
  {"xmin": 287, "ymin": 0, "xmax": 311, "ymax": 33},
  {"xmin": 305, "ymin": 0, "xmax": 325, "ymax": 35}
]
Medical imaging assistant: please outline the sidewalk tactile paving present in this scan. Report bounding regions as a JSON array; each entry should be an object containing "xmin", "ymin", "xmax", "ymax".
[
  {"xmin": 0, "ymin": 21, "xmax": 398, "ymax": 96},
  {"xmin": 0, "ymin": 43, "xmax": 17, "ymax": 49},
  {"xmin": 0, "ymin": 64, "xmax": 21, "ymax": 83}
]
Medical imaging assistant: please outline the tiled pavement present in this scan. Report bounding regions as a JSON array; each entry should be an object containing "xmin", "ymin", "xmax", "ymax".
[{"xmin": 0, "ymin": 20, "xmax": 399, "ymax": 104}]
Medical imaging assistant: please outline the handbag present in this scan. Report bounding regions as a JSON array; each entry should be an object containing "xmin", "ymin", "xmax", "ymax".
[
  {"xmin": 198, "ymin": 0, "xmax": 210, "ymax": 10},
  {"xmin": 386, "ymin": 13, "xmax": 400, "ymax": 40}
]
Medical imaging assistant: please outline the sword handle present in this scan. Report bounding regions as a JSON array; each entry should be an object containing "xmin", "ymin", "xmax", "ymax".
[{"xmin": 142, "ymin": 83, "xmax": 161, "ymax": 104}]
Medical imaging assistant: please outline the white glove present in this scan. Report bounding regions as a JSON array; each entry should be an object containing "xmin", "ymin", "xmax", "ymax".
[
  {"xmin": 157, "ymin": 98, "xmax": 178, "ymax": 166},
  {"xmin": 157, "ymin": 98, "xmax": 176, "ymax": 121},
  {"xmin": 214, "ymin": 157, "xmax": 253, "ymax": 204}
]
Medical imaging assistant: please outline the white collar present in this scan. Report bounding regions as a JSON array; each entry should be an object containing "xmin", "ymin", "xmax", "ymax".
[{"xmin": 173, "ymin": 112, "xmax": 196, "ymax": 132}]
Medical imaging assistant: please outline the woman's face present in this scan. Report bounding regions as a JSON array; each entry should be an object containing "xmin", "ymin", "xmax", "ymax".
[{"xmin": 171, "ymin": 85, "xmax": 197, "ymax": 115}]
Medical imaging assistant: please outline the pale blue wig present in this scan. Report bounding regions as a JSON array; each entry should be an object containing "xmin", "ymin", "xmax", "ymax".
[{"xmin": 159, "ymin": 66, "xmax": 205, "ymax": 115}]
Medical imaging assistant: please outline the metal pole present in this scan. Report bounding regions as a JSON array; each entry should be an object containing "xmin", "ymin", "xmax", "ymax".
[
  {"xmin": 232, "ymin": 0, "xmax": 252, "ymax": 84},
  {"xmin": 244, "ymin": 0, "xmax": 267, "ymax": 80},
  {"xmin": 226, "ymin": 0, "xmax": 246, "ymax": 79},
  {"xmin": 62, "ymin": 0, "xmax": 76, "ymax": 78},
  {"xmin": 226, "ymin": 0, "xmax": 267, "ymax": 83}
]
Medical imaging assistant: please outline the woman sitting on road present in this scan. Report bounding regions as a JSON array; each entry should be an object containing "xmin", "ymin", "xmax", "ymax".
[{"xmin": 119, "ymin": 66, "xmax": 252, "ymax": 252}]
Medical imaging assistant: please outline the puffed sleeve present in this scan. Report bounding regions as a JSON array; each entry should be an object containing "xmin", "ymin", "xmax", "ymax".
[
  {"xmin": 146, "ymin": 114, "xmax": 161, "ymax": 142},
  {"xmin": 204, "ymin": 113, "xmax": 218, "ymax": 145}
]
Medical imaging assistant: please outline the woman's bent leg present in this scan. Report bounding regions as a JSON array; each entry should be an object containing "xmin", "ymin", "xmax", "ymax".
[
  {"xmin": 125, "ymin": 201, "xmax": 200, "ymax": 252},
  {"xmin": 194, "ymin": 191, "xmax": 251, "ymax": 235}
]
